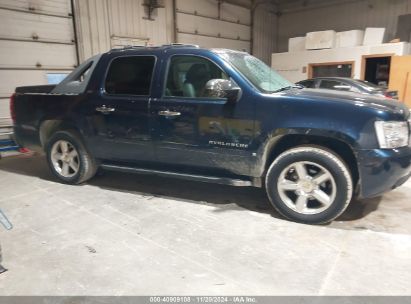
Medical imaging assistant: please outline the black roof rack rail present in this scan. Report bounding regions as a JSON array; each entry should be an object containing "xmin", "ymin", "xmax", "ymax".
[
  {"xmin": 123, "ymin": 45, "xmax": 146, "ymax": 49},
  {"xmin": 109, "ymin": 45, "xmax": 147, "ymax": 52},
  {"xmin": 161, "ymin": 43, "xmax": 200, "ymax": 48},
  {"xmin": 109, "ymin": 43, "xmax": 200, "ymax": 52}
]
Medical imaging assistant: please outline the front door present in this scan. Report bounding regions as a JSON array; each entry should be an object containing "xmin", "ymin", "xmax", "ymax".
[
  {"xmin": 88, "ymin": 55, "xmax": 156, "ymax": 162},
  {"xmin": 151, "ymin": 54, "xmax": 255, "ymax": 176}
]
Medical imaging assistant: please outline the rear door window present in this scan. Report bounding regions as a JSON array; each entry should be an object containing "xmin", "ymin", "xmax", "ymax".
[{"xmin": 105, "ymin": 56, "xmax": 155, "ymax": 96}]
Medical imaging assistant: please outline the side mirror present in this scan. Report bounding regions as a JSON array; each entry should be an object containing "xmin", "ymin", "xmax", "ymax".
[
  {"xmin": 333, "ymin": 85, "xmax": 351, "ymax": 91},
  {"xmin": 205, "ymin": 79, "xmax": 241, "ymax": 103}
]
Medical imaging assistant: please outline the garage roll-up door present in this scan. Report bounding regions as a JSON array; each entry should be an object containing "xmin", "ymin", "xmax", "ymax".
[
  {"xmin": 0, "ymin": 0, "xmax": 77, "ymax": 127},
  {"xmin": 175, "ymin": 0, "xmax": 251, "ymax": 52}
]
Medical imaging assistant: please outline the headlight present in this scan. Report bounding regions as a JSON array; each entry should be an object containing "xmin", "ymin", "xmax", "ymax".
[{"xmin": 375, "ymin": 121, "xmax": 409, "ymax": 149}]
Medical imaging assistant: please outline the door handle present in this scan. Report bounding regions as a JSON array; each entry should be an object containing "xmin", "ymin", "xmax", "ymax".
[
  {"xmin": 96, "ymin": 105, "xmax": 115, "ymax": 114},
  {"xmin": 158, "ymin": 110, "xmax": 181, "ymax": 117}
]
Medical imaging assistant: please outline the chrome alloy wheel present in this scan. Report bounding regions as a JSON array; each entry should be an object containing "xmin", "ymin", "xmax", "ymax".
[
  {"xmin": 277, "ymin": 161, "xmax": 337, "ymax": 215},
  {"xmin": 50, "ymin": 140, "xmax": 80, "ymax": 178}
]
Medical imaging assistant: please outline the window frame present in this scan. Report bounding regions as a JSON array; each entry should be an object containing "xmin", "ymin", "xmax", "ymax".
[
  {"xmin": 299, "ymin": 79, "xmax": 316, "ymax": 88},
  {"xmin": 102, "ymin": 54, "xmax": 157, "ymax": 97},
  {"xmin": 162, "ymin": 54, "xmax": 230, "ymax": 102}
]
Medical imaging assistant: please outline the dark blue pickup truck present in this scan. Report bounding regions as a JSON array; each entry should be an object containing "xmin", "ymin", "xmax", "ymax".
[{"xmin": 11, "ymin": 44, "xmax": 411, "ymax": 224}]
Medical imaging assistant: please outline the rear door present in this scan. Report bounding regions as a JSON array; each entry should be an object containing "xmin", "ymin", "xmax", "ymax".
[{"xmin": 88, "ymin": 55, "xmax": 156, "ymax": 162}]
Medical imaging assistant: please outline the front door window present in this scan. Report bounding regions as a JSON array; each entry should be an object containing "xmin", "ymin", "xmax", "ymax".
[{"xmin": 165, "ymin": 56, "xmax": 228, "ymax": 98}]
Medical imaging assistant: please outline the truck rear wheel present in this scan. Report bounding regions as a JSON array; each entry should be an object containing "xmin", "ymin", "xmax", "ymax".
[
  {"xmin": 265, "ymin": 145, "xmax": 353, "ymax": 224},
  {"xmin": 46, "ymin": 130, "xmax": 97, "ymax": 184}
]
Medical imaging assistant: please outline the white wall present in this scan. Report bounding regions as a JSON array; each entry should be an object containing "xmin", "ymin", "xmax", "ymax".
[
  {"xmin": 272, "ymin": 42, "xmax": 411, "ymax": 83},
  {"xmin": 276, "ymin": 0, "xmax": 411, "ymax": 52}
]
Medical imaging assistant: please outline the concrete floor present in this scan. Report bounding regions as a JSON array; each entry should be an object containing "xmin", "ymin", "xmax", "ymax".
[{"xmin": 0, "ymin": 155, "xmax": 410, "ymax": 295}]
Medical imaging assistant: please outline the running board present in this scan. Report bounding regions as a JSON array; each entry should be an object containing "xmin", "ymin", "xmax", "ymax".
[{"xmin": 100, "ymin": 164, "xmax": 253, "ymax": 187}]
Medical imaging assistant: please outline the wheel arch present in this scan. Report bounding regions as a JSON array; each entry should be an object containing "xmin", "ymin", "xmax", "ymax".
[
  {"xmin": 262, "ymin": 133, "xmax": 359, "ymax": 190},
  {"xmin": 39, "ymin": 119, "xmax": 83, "ymax": 149}
]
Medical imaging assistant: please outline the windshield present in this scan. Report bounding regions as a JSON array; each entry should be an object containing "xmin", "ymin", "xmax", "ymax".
[{"xmin": 216, "ymin": 51, "xmax": 293, "ymax": 93}]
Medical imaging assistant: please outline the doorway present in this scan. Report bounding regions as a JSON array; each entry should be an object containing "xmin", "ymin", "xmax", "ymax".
[{"xmin": 362, "ymin": 55, "xmax": 392, "ymax": 87}]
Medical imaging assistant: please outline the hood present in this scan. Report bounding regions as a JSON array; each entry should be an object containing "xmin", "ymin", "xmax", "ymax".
[{"xmin": 287, "ymin": 88, "xmax": 409, "ymax": 118}]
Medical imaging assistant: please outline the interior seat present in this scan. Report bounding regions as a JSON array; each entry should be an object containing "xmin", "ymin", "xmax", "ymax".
[{"xmin": 183, "ymin": 64, "xmax": 211, "ymax": 97}]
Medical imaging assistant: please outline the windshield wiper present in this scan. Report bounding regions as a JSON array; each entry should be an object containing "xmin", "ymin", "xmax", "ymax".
[{"xmin": 272, "ymin": 85, "xmax": 303, "ymax": 93}]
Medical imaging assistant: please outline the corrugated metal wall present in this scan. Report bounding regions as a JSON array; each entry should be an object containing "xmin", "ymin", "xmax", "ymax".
[
  {"xmin": 277, "ymin": 0, "xmax": 411, "ymax": 52},
  {"xmin": 252, "ymin": 2, "xmax": 278, "ymax": 64},
  {"xmin": 74, "ymin": 0, "xmax": 252, "ymax": 61},
  {"xmin": 73, "ymin": 0, "xmax": 174, "ymax": 61},
  {"xmin": 175, "ymin": 0, "xmax": 251, "ymax": 52},
  {"xmin": 73, "ymin": 0, "xmax": 111, "ymax": 61},
  {"xmin": 109, "ymin": 0, "xmax": 173, "ymax": 47}
]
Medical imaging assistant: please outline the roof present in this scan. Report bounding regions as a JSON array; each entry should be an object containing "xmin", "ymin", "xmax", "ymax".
[{"xmin": 107, "ymin": 44, "xmax": 249, "ymax": 56}]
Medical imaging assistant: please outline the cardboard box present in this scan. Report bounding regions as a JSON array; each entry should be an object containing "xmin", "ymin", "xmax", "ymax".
[
  {"xmin": 288, "ymin": 37, "xmax": 306, "ymax": 52},
  {"xmin": 305, "ymin": 30, "xmax": 336, "ymax": 50},
  {"xmin": 363, "ymin": 27, "xmax": 386, "ymax": 45},
  {"xmin": 335, "ymin": 30, "xmax": 364, "ymax": 47}
]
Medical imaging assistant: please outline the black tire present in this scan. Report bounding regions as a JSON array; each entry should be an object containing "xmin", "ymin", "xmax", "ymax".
[
  {"xmin": 265, "ymin": 145, "xmax": 353, "ymax": 224},
  {"xmin": 46, "ymin": 130, "xmax": 98, "ymax": 184}
]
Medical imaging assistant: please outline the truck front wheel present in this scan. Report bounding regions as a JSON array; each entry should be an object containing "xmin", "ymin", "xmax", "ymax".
[
  {"xmin": 266, "ymin": 145, "xmax": 353, "ymax": 224},
  {"xmin": 46, "ymin": 130, "xmax": 98, "ymax": 184}
]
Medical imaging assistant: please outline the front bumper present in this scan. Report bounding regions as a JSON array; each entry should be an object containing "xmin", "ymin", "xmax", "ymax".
[{"xmin": 357, "ymin": 146, "xmax": 411, "ymax": 198}]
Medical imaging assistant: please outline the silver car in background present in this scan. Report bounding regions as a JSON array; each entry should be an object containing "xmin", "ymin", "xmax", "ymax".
[{"xmin": 297, "ymin": 77, "xmax": 398, "ymax": 99}]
